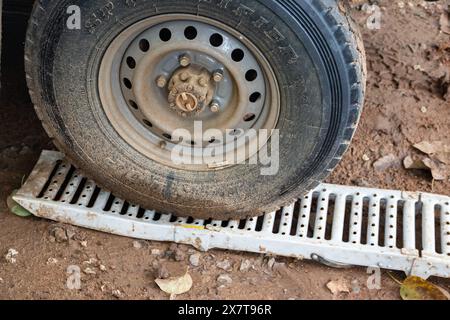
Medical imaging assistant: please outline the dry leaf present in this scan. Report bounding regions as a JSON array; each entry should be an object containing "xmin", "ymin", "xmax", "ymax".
[
  {"xmin": 409, "ymin": 141, "xmax": 450, "ymax": 180},
  {"xmin": 155, "ymin": 272, "xmax": 193, "ymax": 296},
  {"xmin": 400, "ymin": 276, "xmax": 449, "ymax": 300},
  {"xmin": 414, "ymin": 141, "xmax": 450, "ymax": 164},
  {"xmin": 422, "ymin": 158, "xmax": 447, "ymax": 181},
  {"xmin": 326, "ymin": 279, "xmax": 350, "ymax": 295},
  {"xmin": 403, "ymin": 156, "xmax": 448, "ymax": 180}
]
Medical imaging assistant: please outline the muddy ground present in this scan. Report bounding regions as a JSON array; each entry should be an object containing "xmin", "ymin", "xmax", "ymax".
[{"xmin": 1, "ymin": 1, "xmax": 449, "ymax": 300}]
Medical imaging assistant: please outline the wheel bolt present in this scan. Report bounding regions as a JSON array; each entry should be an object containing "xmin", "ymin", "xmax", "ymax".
[
  {"xmin": 210, "ymin": 101, "xmax": 220, "ymax": 113},
  {"xmin": 156, "ymin": 75, "xmax": 167, "ymax": 88},
  {"xmin": 179, "ymin": 55, "xmax": 191, "ymax": 67},
  {"xmin": 180, "ymin": 72, "xmax": 189, "ymax": 81},
  {"xmin": 198, "ymin": 77, "xmax": 208, "ymax": 87},
  {"xmin": 213, "ymin": 70, "xmax": 224, "ymax": 82}
]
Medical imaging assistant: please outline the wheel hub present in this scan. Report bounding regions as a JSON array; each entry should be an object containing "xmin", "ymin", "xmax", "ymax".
[{"xmin": 167, "ymin": 65, "xmax": 215, "ymax": 116}]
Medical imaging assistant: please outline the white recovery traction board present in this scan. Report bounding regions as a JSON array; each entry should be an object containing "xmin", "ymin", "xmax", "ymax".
[{"xmin": 14, "ymin": 151, "xmax": 450, "ymax": 279}]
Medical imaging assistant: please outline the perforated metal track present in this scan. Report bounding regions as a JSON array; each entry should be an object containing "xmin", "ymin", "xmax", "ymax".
[{"xmin": 14, "ymin": 151, "xmax": 450, "ymax": 279}]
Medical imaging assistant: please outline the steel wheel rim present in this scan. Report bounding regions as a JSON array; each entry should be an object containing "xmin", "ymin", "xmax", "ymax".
[{"xmin": 99, "ymin": 14, "xmax": 280, "ymax": 171}]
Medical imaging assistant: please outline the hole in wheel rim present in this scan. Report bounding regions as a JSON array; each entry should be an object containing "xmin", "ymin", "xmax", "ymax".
[
  {"xmin": 159, "ymin": 28, "xmax": 172, "ymax": 42},
  {"xmin": 139, "ymin": 39, "xmax": 150, "ymax": 52},
  {"xmin": 184, "ymin": 26, "xmax": 198, "ymax": 40},
  {"xmin": 210, "ymin": 33, "xmax": 224, "ymax": 47}
]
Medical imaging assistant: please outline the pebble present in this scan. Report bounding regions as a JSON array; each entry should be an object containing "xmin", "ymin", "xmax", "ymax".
[
  {"xmin": 133, "ymin": 241, "xmax": 142, "ymax": 249},
  {"xmin": 216, "ymin": 260, "xmax": 232, "ymax": 271},
  {"xmin": 267, "ymin": 258, "xmax": 276, "ymax": 270},
  {"xmin": 352, "ymin": 178, "xmax": 371, "ymax": 187},
  {"xmin": 83, "ymin": 258, "xmax": 98, "ymax": 265},
  {"xmin": 362, "ymin": 154, "xmax": 371, "ymax": 162},
  {"xmin": 99, "ymin": 265, "xmax": 107, "ymax": 272},
  {"xmin": 80, "ymin": 241, "xmax": 88, "ymax": 248},
  {"xmin": 239, "ymin": 259, "xmax": 253, "ymax": 272},
  {"xmin": 52, "ymin": 227, "xmax": 68, "ymax": 243},
  {"xmin": 5, "ymin": 249, "xmax": 18, "ymax": 264},
  {"xmin": 83, "ymin": 268, "xmax": 97, "ymax": 275},
  {"xmin": 151, "ymin": 249, "xmax": 162, "ymax": 256},
  {"xmin": 0, "ymin": 278, "xmax": 3, "ymax": 284},
  {"xmin": 46, "ymin": 258, "xmax": 58, "ymax": 265},
  {"xmin": 373, "ymin": 154, "xmax": 397, "ymax": 171},
  {"xmin": 174, "ymin": 249, "xmax": 186, "ymax": 262},
  {"xmin": 112, "ymin": 290, "xmax": 122, "ymax": 298},
  {"xmin": 273, "ymin": 262, "xmax": 288, "ymax": 274},
  {"xmin": 217, "ymin": 274, "xmax": 233, "ymax": 286},
  {"xmin": 156, "ymin": 265, "xmax": 170, "ymax": 280},
  {"xmin": 189, "ymin": 254, "xmax": 201, "ymax": 267}
]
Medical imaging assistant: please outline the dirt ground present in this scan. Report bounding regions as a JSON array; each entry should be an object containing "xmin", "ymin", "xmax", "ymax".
[{"xmin": 1, "ymin": 0, "xmax": 449, "ymax": 300}]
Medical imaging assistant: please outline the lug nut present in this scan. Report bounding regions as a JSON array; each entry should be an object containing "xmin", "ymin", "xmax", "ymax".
[
  {"xmin": 210, "ymin": 101, "xmax": 220, "ymax": 113},
  {"xmin": 198, "ymin": 77, "xmax": 208, "ymax": 87},
  {"xmin": 180, "ymin": 72, "xmax": 189, "ymax": 81},
  {"xmin": 213, "ymin": 70, "xmax": 224, "ymax": 82},
  {"xmin": 156, "ymin": 75, "xmax": 167, "ymax": 88},
  {"xmin": 179, "ymin": 55, "xmax": 191, "ymax": 67}
]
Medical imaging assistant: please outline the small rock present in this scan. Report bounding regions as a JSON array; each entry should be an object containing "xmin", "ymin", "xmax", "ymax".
[
  {"xmin": 189, "ymin": 254, "xmax": 201, "ymax": 267},
  {"xmin": 420, "ymin": 106, "xmax": 428, "ymax": 113},
  {"xmin": 217, "ymin": 274, "xmax": 233, "ymax": 286},
  {"xmin": 273, "ymin": 262, "xmax": 288, "ymax": 274},
  {"xmin": 66, "ymin": 228, "xmax": 77, "ymax": 241},
  {"xmin": 49, "ymin": 224, "xmax": 78, "ymax": 243},
  {"xmin": 156, "ymin": 265, "xmax": 171, "ymax": 280},
  {"xmin": 80, "ymin": 241, "xmax": 88, "ymax": 248},
  {"xmin": 112, "ymin": 290, "xmax": 122, "ymax": 298},
  {"xmin": 352, "ymin": 178, "xmax": 371, "ymax": 187},
  {"xmin": 216, "ymin": 260, "xmax": 232, "ymax": 271},
  {"xmin": 133, "ymin": 241, "xmax": 143, "ymax": 249},
  {"xmin": 239, "ymin": 259, "xmax": 253, "ymax": 272},
  {"xmin": 267, "ymin": 258, "xmax": 276, "ymax": 270},
  {"xmin": 99, "ymin": 265, "xmax": 107, "ymax": 272},
  {"xmin": 0, "ymin": 277, "xmax": 4, "ymax": 284},
  {"xmin": 414, "ymin": 64, "xmax": 425, "ymax": 72},
  {"xmin": 373, "ymin": 154, "xmax": 397, "ymax": 171},
  {"xmin": 403, "ymin": 156, "xmax": 428, "ymax": 170},
  {"xmin": 151, "ymin": 249, "xmax": 162, "ymax": 256},
  {"xmin": 52, "ymin": 227, "xmax": 68, "ymax": 243},
  {"xmin": 174, "ymin": 249, "xmax": 186, "ymax": 262},
  {"xmin": 83, "ymin": 268, "xmax": 97, "ymax": 275},
  {"xmin": 326, "ymin": 279, "xmax": 350, "ymax": 295},
  {"xmin": 5, "ymin": 249, "xmax": 18, "ymax": 264},
  {"xmin": 46, "ymin": 258, "xmax": 58, "ymax": 265},
  {"xmin": 83, "ymin": 258, "xmax": 98, "ymax": 265},
  {"xmin": 362, "ymin": 154, "xmax": 371, "ymax": 162}
]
